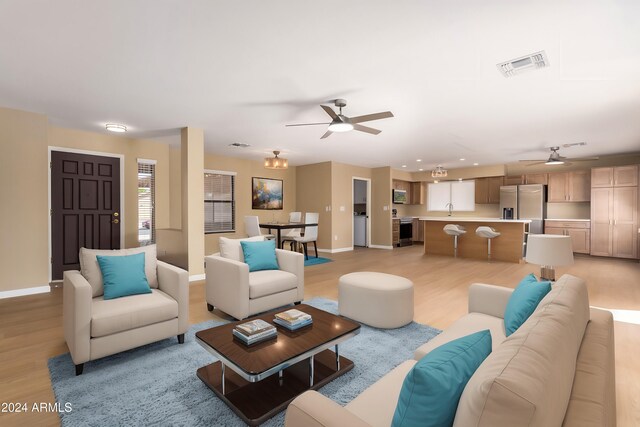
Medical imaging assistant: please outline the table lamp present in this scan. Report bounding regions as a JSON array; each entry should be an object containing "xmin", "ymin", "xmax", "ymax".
[{"xmin": 525, "ymin": 235, "xmax": 574, "ymax": 281}]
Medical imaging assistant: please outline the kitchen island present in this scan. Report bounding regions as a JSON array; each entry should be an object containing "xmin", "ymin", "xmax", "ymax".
[{"xmin": 421, "ymin": 218, "xmax": 530, "ymax": 263}]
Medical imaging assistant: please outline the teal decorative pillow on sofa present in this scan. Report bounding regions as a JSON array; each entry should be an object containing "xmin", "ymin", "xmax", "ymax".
[
  {"xmin": 96, "ymin": 253, "xmax": 151, "ymax": 300},
  {"xmin": 392, "ymin": 330, "xmax": 492, "ymax": 427},
  {"xmin": 240, "ymin": 239, "xmax": 280, "ymax": 272},
  {"xmin": 504, "ymin": 273, "xmax": 552, "ymax": 336}
]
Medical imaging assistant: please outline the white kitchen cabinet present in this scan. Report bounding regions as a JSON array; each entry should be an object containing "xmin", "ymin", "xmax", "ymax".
[{"xmin": 427, "ymin": 181, "xmax": 475, "ymax": 212}]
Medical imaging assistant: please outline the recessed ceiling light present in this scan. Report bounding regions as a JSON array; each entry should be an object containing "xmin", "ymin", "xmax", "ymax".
[
  {"xmin": 416, "ymin": 159, "xmax": 422, "ymax": 162},
  {"xmin": 418, "ymin": 168, "xmax": 424, "ymax": 171},
  {"xmin": 473, "ymin": 162, "xmax": 479, "ymax": 166},
  {"xmin": 401, "ymin": 165, "xmax": 407, "ymax": 168},
  {"xmin": 459, "ymin": 158, "xmax": 465, "ymax": 161},
  {"xmin": 106, "ymin": 123, "xmax": 127, "ymax": 133}
]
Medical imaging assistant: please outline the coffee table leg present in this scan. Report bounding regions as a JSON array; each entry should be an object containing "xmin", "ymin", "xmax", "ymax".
[
  {"xmin": 309, "ymin": 355, "xmax": 314, "ymax": 386},
  {"xmin": 221, "ymin": 363, "xmax": 226, "ymax": 395},
  {"xmin": 335, "ymin": 345, "xmax": 340, "ymax": 371},
  {"xmin": 279, "ymin": 369, "xmax": 283, "ymax": 385}
]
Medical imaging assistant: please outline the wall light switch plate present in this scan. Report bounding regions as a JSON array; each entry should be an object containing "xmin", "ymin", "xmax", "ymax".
[
  {"xmin": 339, "ymin": 206, "xmax": 345, "ymax": 212},
  {"xmin": 383, "ymin": 205, "xmax": 389, "ymax": 211},
  {"xmin": 334, "ymin": 235, "xmax": 338, "ymax": 240}
]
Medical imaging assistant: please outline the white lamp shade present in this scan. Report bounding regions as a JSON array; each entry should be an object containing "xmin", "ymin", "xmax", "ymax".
[{"xmin": 525, "ymin": 235, "xmax": 574, "ymax": 267}]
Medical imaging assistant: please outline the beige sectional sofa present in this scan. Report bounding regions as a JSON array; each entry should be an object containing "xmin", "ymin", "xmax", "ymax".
[{"xmin": 285, "ymin": 274, "xmax": 616, "ymax": 427}]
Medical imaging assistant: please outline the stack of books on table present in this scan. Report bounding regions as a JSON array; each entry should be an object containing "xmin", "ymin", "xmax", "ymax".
[
  {"xmin": 273, "ymin": 309, "xmax": 313, "ymax": 331},
  {"xmin": 232, "ymin": 319, "xmax": 277, "ymax": 346}
]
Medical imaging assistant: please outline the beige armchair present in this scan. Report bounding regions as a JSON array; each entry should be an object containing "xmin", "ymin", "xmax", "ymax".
[
  {"xmin": 63, "ymin": 245, "xmax": 189, "ymax": 375},
  {"xmin": 205, "ymin": 238, "xmax": 304, "ymax": 320}
]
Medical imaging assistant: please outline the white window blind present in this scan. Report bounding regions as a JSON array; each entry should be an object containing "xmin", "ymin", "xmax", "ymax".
[
  {"xmin": 137, "ymin": 161, "xmax": 156, "ymax": 244},
  {"xmin": 204, "ymin": 171, "xmax": 235, "ymax": 233}
]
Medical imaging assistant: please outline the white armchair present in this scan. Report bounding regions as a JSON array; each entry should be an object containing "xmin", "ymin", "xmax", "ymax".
[
  {"xmin": 63, "ymin": 245, "xmax": 189, "ymax": 375},
  {"xmin": 205, "ymin": 239, "xmax": 304, "ymax": 320}
]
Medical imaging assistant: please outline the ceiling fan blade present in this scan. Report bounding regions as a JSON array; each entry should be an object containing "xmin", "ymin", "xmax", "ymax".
[
  {"xmin": 519, "ymin": 159, "xmax": 545, "ymax": 162},
  {"xmin": 353, "ymin": 124, "xmax": 382, "ymax": 135},
  {"xmin": 564, "ymin": 156, "xmax": 600, "ymax": 161},
  {"xmin": 321, "ymin": 105, "xmax": 338, "ymax": 119},
  {"xmin": 320, "ymin": 130, "xmax": 333, "ymax": 139},
  {"xmin": 562, "ymin": 142, "xmax": 587, "ymax": 148},
  {"xmin": 350, "ymin": 111, "xmax": 394, "ymax": 124},
  {"xmin": 523, "ymin": 161, "xmax": 548, "ymax": 166},
  {"xmin": 285, "ymin": 122, "xmax": 330, "ymax": 127}
]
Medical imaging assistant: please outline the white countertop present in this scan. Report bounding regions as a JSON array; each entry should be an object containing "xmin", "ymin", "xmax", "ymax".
[
  {"xmin": 545, "ymin": 218, "xmax": 591, "ymax": 221},
  {"xmin": 416, "ymin": 217, "xmax": 532, "ymax": 223}
]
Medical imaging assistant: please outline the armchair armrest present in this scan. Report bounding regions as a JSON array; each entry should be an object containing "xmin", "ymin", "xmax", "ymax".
[
  {"xmin": 285, "ymin": 391, "xmax": 371, "ymax": 427},
  {"xmin": 468, "ymin": 283, "xmax": 514, "ymax": 319},
  {"xmin": 157, "ymin": 261, "xmax": 189, "ymax": 334},
  {"xmin": 204, "ymin": 255, "xmax": 250, "ymax": 320},
  {"xmin": 63, "ymin": 270, "xmax": 92, "ymax": 365},
  {"xmin": 276, "ymin": 249, "xmax": 305, "ymax": 302}
]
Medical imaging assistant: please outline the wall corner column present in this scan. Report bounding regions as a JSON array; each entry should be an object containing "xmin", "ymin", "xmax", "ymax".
[{"xmin": 181, "ymin": 127, "xmax": 205, "ymax": 275}]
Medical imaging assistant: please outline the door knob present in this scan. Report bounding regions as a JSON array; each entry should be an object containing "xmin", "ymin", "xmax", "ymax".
[
  {"xmin": 113, "ymin": 212, "xmax": 119, "ymax": 217},
  {"xmin": 113, "ymin": 219, "xmax": 120, "ymax": 224}
]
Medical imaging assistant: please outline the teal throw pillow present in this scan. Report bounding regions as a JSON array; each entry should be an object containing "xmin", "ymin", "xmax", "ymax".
[
  {"xmin": 96, "ymin": 253, "xmax": 151, "ymax": 300},
  {"xmin": 240, "ymin": 239, "xmax": 280, "ymax": 272},
  {"xmin": 503, "ymin": 273, "xmax": 552, "ymax": 336},
  {"xmin": 392, "ymin": 330, "xmax": 492, "ymax": 427}
]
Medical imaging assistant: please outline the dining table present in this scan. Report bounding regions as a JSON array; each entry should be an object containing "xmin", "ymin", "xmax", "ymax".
[{"xmin": 259, "ymin": 222, "xmax": 318, "ymax": 249}]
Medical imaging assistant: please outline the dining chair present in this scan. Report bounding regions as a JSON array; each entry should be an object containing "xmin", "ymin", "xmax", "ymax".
[
  {"xmin": 281, "ymin": 212, "xmax": 303, "ymax": 240},
  {"xmin": 284, "ymin": 212, "xmax": 319, "ymax": 260},
  {"xmin": 244, "ymin": 216, "xmax": 275, "ymax": 240}
]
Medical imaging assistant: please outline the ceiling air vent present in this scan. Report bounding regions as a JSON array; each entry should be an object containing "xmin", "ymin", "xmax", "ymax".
[
  {"xmin": 229, "ymin": 142, "xmax": 250, "ymax": 148},
  {"xmin": 497, "ymin": 51, "xmax": 549, "ymax": 77}
]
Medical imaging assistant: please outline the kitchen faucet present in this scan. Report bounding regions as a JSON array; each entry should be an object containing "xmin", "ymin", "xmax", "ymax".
[{"xmin": 446, "ymin": 202, "xmax": 453, "ymax": 216}]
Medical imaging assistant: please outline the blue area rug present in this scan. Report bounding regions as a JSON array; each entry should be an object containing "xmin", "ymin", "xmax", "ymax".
[
  {"xmin": 304, "ymin": 256, "xmax": 332, "ymax": 267},
  {"xmin": 48, "ymin": 298, "xmax": 440, "ymax": 426}
]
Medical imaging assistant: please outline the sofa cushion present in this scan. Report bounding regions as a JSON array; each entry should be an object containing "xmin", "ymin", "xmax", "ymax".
[
  {"xmin": 393, "ymin": 330, "xmax": 492, "ymax": 427},
  {"xmin": 91, "ymin": 289, "xmax": 178, "ymax": 338},
  {"xmin": 504, "ymin": 273, "xmax": 551, "ymax": 336},
  {"xmin": 248, "ymin": 270, "xmax": 297, "ymax": 299},
  {"xmin": 80, "ymin": 245, "xmax": 158, "ymax": 297},
  {"xmin": 97, "ymin": 253, "xmax": 151, "ymax": 300},
  {"xmin": 453, "ymin": 275, "xmax": 590, "ymax": 427},
  {"xmin": 414, "ymin": 312, "xmax": 506, "ymax": 361},
  {"xmin": 345, "ymin": 360, "xmax": 417, "ymax": 427},
  {"xmin": 219, "ymin": 236, "xmax": 264, "ymax": 262},
  {"xmin": 241, "ymin": 239, "xmax": 280, "ymax": 272}
]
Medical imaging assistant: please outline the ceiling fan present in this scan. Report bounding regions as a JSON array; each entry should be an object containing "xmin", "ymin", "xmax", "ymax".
[
  {"xmin": 285, "ymin": 99, "xmax": 394, "ymax": 139},
  {"xmin": 519, "ymin": 143, "xmax": 599, "ymax": 166}
]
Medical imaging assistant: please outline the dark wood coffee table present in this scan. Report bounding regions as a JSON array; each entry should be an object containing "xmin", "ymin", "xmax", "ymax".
[{"xmin": 195, "ymin": 304, "xmax": 361, "ymax": 426}]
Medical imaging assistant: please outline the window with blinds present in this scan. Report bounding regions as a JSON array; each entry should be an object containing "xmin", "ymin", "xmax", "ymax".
[
  {"xmin": 138, "ymin": 161, "xmax": 156, "ymax": 245},
  {"xmin": 205, "ymin": 171, "xmax": 235, "ymax": 233}
]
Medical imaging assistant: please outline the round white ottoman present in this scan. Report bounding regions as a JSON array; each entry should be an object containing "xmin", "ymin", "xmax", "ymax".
[{"xmin": 338, "ymin": 272, "xmax": 414, "ymax": 329}]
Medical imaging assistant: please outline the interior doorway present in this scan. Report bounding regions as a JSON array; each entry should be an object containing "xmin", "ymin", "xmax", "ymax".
[
  {"xmin": 352, "ymin": 177, "xmax": 371, "ymax": 248},
  {"xmin": 49, "ymin": 149, "xmax": 123, "ymax": 280}
]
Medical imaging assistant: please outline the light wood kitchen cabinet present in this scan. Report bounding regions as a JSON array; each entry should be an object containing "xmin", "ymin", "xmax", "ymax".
[
  {"xmin": 545, "ymin": 220, "xmax": 590, "ymax": 254},
  {"xmin": 590, "ymin": 185, "xmax": 638, "ymax": 259},
  {"xmin": 410, "ymin": 182, "xmax": 424, "ymax": 205},
  {"xmin": 524, "ymin": 173, "xmax": 548, "ymax": 185},
  {"xmin": 475, "ymin": 177, "xmax": 503, "ymax": 204},
  {"xmin": 504, "ymin": 175, "xmax": 523, "ymax": 185},
  {"xmin": 412, "ymin": 218, "xmax": 419, "ymax": 241},
  {"xmin": 548, "ymin": 170, "xmax": 590, "ymax": 202},
  {"xmin": 392, "ymin": 218, "xmax": 400, "ymax": 246},
  {"xmin": 592, "ymin": 165, "xmax": 638, "ymax": 188},
  {"xmin": 411, "ymin": 219, "xmax": 425, "ymax": 243}
]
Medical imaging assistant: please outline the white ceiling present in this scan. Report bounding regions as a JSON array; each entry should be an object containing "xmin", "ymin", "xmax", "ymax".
[{"xmin": 1, "ymin": 1, "xmax": 640, "ymax": 170}]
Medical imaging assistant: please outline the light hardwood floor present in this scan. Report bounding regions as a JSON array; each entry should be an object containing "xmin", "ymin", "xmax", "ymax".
[{"xmin": 1, "ymin": 246, "xmax": 638, "ymax": 426}]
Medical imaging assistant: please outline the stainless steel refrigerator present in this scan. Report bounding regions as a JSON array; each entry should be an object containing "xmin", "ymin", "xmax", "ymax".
[{"xmin": 499, "ymin": 184, "xmax": 547, "ymax": 234}]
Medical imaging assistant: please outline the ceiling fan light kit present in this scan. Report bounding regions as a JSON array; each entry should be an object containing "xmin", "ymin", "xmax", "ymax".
[
  {"xmin": 286, "ymin": 99, "xmax": 393, "ymax": 139},
  {"xmin": 264, "ymin": 150, "xmax": 288, "ymax": 169}
]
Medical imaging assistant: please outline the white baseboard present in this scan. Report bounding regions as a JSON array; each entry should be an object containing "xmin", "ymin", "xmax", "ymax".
[
  {"xmin": 189, "ymin": 274, "xmax": 205, "ymax": 282},
  {"xmin": 368, "ymin": 245, "xmax": 394, "ymax": 250},
  {"xmin": 0, "ymin": 285, "xmax": 51, "ymax": 299},
  {"xmin": 317, "ymin": 247, "xmax": 353, "ymax": 254}
]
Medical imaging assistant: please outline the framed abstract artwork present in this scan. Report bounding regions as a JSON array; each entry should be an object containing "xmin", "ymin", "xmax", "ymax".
[{"xmin": 252, "ymin": 177, "xmax": 283, "ymax": 210}]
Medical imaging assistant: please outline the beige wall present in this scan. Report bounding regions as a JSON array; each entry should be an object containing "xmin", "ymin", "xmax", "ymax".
[
  {"xmin": 0, "ymin": 108, "xmax": 49, "ymax": 292},
  {"xmin": 371, "ymin": 167, "xmax": 392, "ymax": 247},
  {"xmin": 0, "ymin": 107, "xmax": 172, "ymax": 292},
  {"xmin": 296, "ymin": 162, "xmax": 332, "ymax": 250},
  {"xmin": 182, "ymin": 128, "xmax": 205, "ymax": 275},
  {"xmin": 204, "ymin": 153, "xmax": 297, "ymax": 255}
]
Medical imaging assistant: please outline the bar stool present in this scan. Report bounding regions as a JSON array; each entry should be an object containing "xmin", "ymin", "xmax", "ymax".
[
  {"xmin": 443, "ymin": 224, "xmax": 466, "ymax": 258},
  {"xmin": 475, "ymin": 226, "xmax": 501, "ymax": 261}
]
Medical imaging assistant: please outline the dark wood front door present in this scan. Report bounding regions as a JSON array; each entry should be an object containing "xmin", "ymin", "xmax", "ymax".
[{"xmin": 51, "ymin": 151, "xmax": 121, "ymax": 280}]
